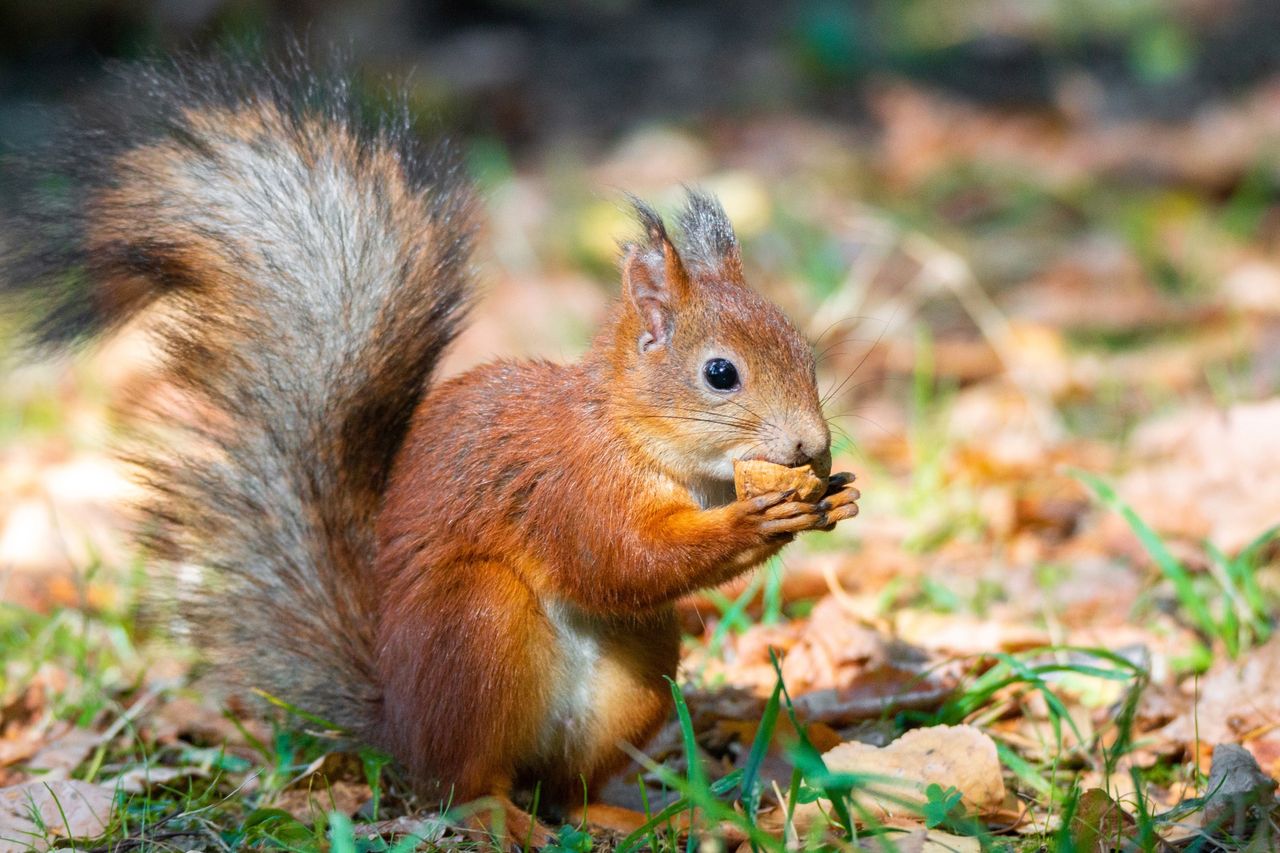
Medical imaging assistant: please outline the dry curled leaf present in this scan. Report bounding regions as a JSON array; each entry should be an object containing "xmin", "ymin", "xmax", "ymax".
[
  {"xmin": 0, "ymin": 779, "xmax": 113, "ymax": 853},
  {"xmin": 273, "ymin": 752, "xmax": 372, "ymax": 821},
  {"xmin": 274, "ymin": 782, "xmax": 371, "ymax": 821},
  {"xmin": 1202, "ymin": 744, "xmax": 1279, "ymax": 839}
]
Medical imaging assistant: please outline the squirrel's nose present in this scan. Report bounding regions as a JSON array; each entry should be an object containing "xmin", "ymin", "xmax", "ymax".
[
  {"xmin": 790, "ymin": 442, "xmax": 813, "ymax": 467},
  {"xmin": 789, "ymin": 430, "xmax": 831, "ymax": 468}
]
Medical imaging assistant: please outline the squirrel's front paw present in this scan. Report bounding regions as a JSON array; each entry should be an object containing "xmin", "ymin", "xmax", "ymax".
[
  {"xmin": 814, "ymin": 471, "xmax": 860, "ymax": 532},
  {"xmin": 731, "ymin": 489, "xmax": 825, "ymax": 538}
]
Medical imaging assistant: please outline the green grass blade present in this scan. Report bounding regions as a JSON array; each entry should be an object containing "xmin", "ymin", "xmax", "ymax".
[
  {"xmin": 618, "ymin": 798, "xmax": 693, "ymax": 853},
  {"xmin": 617, "ymin": 743, "xmax": 786, "ymax": 853},
  {"xmin": 708, "ymin": 570, "xmax": 766, "ymax": 654},
  {"xmin": 995, "ymin": 742, "xmax": 1051, "ymax": 798},
  {"xmin": 768, "ymin": 650, "xmax": 854, "ymax": 840},
  {"xmin": 1231, "ymin": 524, "xmax": 1279, "ymax": 634},
  {"xmin": 328, "ymin": 812, "xmax": 356, "ymax": 853},
  {"xmin": 741, "ymin": 669, "xmax": 784, "ymax": 830},
  {"xmin": 667, "ymin": 678, "xmax": 704, "ymax": 853},
  {"xmin": 761, "ymin": 557, "xmax": 784, "ymax": 625},
  {"xmin": 1074, "ymin": 470, "xmax": 1218, "ymax": 640}
]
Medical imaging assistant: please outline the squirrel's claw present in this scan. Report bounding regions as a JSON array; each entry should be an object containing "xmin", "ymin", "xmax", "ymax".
[
  {"xmin": 824, "ymin": 471, "xmax": 856, "ymax": 492},
  {"xmin": 814, "ymin": 473, "xmax": 860, "ymax": 531}
]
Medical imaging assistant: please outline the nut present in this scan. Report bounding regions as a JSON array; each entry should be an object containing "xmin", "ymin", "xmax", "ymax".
[{"xmin": 733, "ymin": 459, "xmax": 827, "ymax": 503}]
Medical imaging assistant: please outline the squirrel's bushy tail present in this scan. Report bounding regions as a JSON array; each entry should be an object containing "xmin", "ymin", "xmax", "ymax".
[{"xmin": 1, "ymin": 55, "xmax": 477, "ymax": 734}]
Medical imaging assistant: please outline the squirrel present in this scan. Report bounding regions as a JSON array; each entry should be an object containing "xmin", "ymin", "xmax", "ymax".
[{"xmin": 1, "ymin": 55, "xmax": 860, "ymax": 839}]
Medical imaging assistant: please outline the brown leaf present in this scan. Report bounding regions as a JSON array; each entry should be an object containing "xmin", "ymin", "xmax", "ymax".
[
  {"xmin": 0, "ymin": 675, "xmax": 70, "ymax": 785},
  {"xmin": 145, "ymin": 693, "xmax": 267, "ymax": 749},
  {"xmin": 101, "ymin": 765, "xmax": 206, "ymax": 794},
  {"xmin": 872, "ymin": 828, "xmax": 982, "ymax": 853},
  {"xmin": 24, "ymin": 727, "xmax": 102, "ymax": 780},
  {"xmin": 1069, "ymin": 788, "xmax": 1137, "ymax": 852},
  {"xmin": 790, "ymin": 665, "xmax": 957, "ymax": 725},
  {"xmin": 1120, "ymin": 400, "xmax": 1280, "ymax": 552},
  {"xmin": 1244, "ymin": 735, "xmax": 1280, "ymax": 782},
  {"xmin": 894, "ymin": 612, "xmax": 1050, "ymax": 656},
  {"xmin": 353, "ymin": 814, "xmax": 448, "ymax": 843},
  {"xmin": 792, "ymin": 724, "xmax": 1006, "ymax": 830},
  {"xmin": 292, "ymin": 751, "xmax": 368, "ymax": 785},
  {"xmin": 0, "ymin": 681, "xmax": 51, "ymax": 736},
  {"xmin": 779, "ymin": 597, "xmax": 890, "ymax": 693},
  {"xmin": 1163, "ymin": 637, "xmax": 1280, "ymax": 750},
  {"xmin": 274, "ymin": 781, "xmax": 371, "ymax": 821},
  {"xmin": 1202, "ymin": 744, "xmax": 1279, "ymax": 839},
  {"xmin": 0, "ymin": 780, "xmax": 113, "ymax": 853},
  {"xmin": 273, "ymin": 751, "xmax": 372, "ymax": 821}
]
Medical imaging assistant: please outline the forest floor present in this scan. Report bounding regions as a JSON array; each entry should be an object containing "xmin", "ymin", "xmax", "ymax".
[{"xmin": 3, "ymin": 71, "xmax": 1280, "ymax": 852}]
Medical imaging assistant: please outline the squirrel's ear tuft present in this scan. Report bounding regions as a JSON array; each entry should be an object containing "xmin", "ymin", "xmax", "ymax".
[
  {"xmin": 621, "ymin": 199, "xmax": 690, "ymax": 353},
  {"xmin": 677, "ymin": 190, "xmax": 742, "ymax": 281}
]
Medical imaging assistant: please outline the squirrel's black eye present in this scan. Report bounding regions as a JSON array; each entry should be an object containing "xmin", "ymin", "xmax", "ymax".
[{"xmin": 703, "ymin": 358, "xmax": 740, "ymax": 391}]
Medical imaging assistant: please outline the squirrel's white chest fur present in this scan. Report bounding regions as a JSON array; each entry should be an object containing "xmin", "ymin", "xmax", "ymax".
[
  {"xmin": 689, "ymin": 476, "xmax": 736, "ymax": 510},
  {"xmin": 539, "ymin": 601, "xmax": 603, "ymax": 760}
]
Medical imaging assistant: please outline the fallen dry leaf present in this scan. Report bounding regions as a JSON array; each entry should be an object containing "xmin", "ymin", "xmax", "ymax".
[
  {"xmin": 0, "ymin": 672, "xmax": 71, "ymax": 784},
  {"xmin": 893, "ymin": 611, "xmax": 1050, "ymax": 656},
  {"xmin": 0, "ymin": 779, "xmax": 113, "ymax": 853},
  {"xmin": 877, "ymin": 828, "xmax": 981, "ymax": 853},
  {"xmin": 792, "ymin": 724, "xmax": 1006, "ymax": 830},
  {"xmin": 144, "ymin": 693, "xmax": 268, "ymax": 749},
  {"xmin": 1243, "ymin": 733, "xmax": 1280, "ymax": 782},
  {"xmin": 353, "ymin": 814, "xmax": 449, "ymax": 843},
  {"xmin": 1202, "ymin": 744, "xmax": 1279, "ymax": 839},
  {"xmin": 1120, "ymin": 400, "xmax": 1280, "ymax": 552},
  {"xmin": 684, "ymin": 598, "xmax": 955, "ymax": 729},
  {"xmin": 101, "ymin": 765, "xmax": 206, "ymax": 794},
  {"xmin": 274, "ymin": 781, "xmax": 371, "ymax": 821},
  {"xmin": 23, "ymin": 726, "xmax": 101, "ymax": 780},
  {"xmin": 0, "ymin": 680, "xmax": 52, "ymax": 736},
  {"xmin": 1162, "ymin": 636, "xmax": 1280, "ymax": 751},
  {"xmin": 273, "ymin": 751, "xmax": 372, "ymax": 821},
  {"xmin": 1068, "ymin": 788, "xmax": 1138, "ymax": 852},
  {"xmin": 870, "ymin": 79, "xmax": 1280, "ymax": 196},
  {"xmin": 790, "ymin": 665, "xmax": 957, "ymax": 725}
]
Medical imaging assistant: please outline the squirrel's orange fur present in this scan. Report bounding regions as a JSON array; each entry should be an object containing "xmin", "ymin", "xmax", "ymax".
[{"xmin": 375, "ymin": 210, "xmax": 860, "ymax": 828}]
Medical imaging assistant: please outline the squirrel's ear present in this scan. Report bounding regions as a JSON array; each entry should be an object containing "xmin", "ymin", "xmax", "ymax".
[
  {"xmin": 622, "ymin": 204, "xmax": 690, "ymax": 353},
  {"xmin": 677, "ymin": 190, "xmax": 743, "ymax": 284}
]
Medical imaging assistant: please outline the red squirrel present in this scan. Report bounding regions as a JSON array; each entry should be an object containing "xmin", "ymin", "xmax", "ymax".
[{"xmin": 2, "ymin": 56, "xmax": 859, "ymax": 838}]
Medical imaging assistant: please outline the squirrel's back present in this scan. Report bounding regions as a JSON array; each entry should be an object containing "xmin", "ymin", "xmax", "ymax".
[{"xmin": 1, "ymin": 54, "xmax": 478, "ymax": 734}]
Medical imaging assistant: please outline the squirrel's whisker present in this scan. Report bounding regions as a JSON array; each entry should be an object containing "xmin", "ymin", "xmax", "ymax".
[{"xmin": 819, "ymin": 316, "xmax": 889, "ymax": 408}]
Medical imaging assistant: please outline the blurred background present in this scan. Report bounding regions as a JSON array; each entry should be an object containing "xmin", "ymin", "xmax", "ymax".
[
  {"xmin": 4, "ymin": 0, "xmax": 1278, "ymax": 598},
  {"xmin": 2, "ymin": 1, "xmax": 1280, "ymax": 840}
]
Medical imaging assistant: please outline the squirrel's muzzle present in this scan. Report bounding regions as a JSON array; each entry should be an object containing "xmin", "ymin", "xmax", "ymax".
[{"xmin": 755, "ymin": 419, "xmax": 831, "ymax": 476}]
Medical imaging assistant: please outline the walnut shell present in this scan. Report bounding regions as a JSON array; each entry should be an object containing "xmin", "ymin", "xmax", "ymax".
[{"xmin": 733, "ymin": 459, "xmax": 827, "ymax": 503}]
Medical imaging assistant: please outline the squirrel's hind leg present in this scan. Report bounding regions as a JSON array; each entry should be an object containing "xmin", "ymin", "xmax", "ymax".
[{"xmin": 375, "ymin": 559, "xmax": 557, "ymax": 807}]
